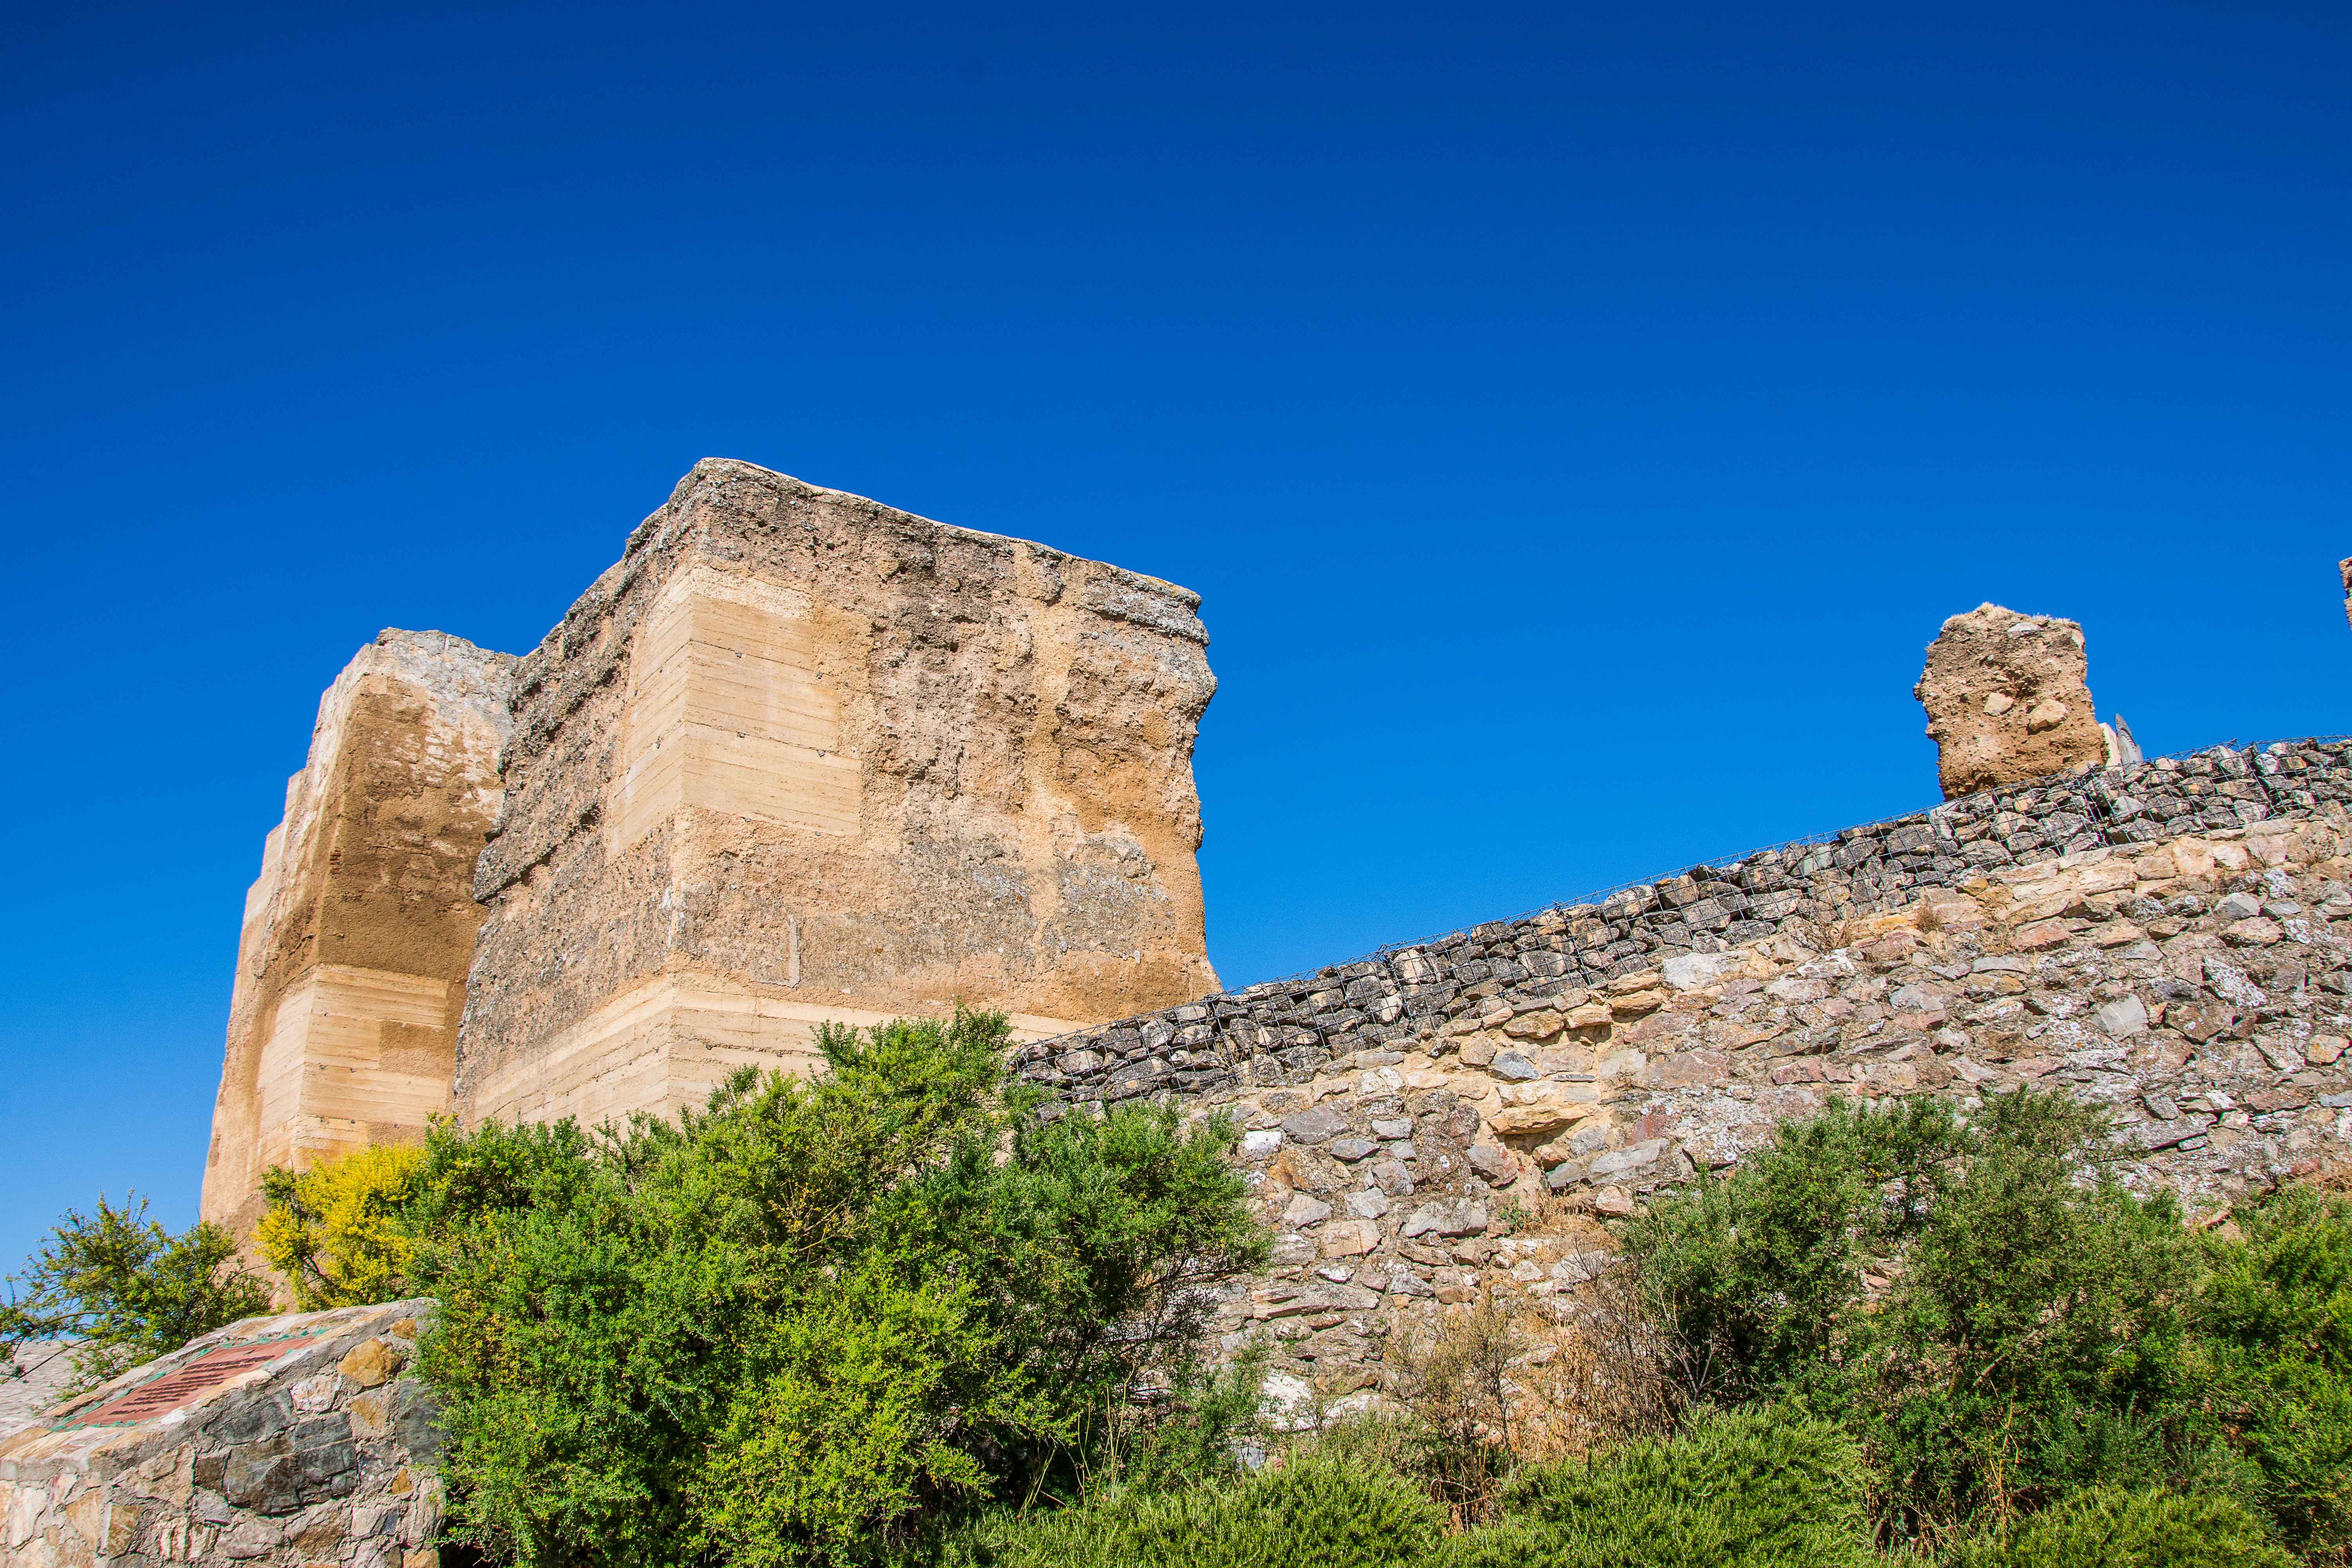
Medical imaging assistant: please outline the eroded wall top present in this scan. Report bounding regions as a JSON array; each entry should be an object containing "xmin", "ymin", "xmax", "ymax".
[{"xmin": 1915, "ymin": 603, "xmax": 2110, "ymax": 799}]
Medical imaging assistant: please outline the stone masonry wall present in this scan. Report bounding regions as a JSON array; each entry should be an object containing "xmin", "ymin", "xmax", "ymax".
[
  {"xmin": 1017, "ymin": 739, "xmax": 2352, "ymax": 1406},
  {"xmin": 0, "ymin": 1301, "xmax": 440, "ymax": 1568}
]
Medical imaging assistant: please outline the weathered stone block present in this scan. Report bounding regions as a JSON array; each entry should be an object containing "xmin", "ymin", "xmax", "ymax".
[{"xmin": 1915, "ymin": 604, "xmax": 2109, "ymax": 799}]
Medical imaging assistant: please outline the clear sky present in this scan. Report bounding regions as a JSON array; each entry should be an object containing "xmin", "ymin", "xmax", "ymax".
[{"xmin": 3, "ymin": 0, "xmax": 2347, "ymax": 1272}]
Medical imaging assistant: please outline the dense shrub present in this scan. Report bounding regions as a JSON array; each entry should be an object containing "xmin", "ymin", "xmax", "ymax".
[
  {"xmin": 1624, "ymin": 1090, "xmax": 2203, "ymax": 1536},
  {"xmin": 1440, "ymin": 1407, "xmax": 1874, "ymax": 1568},
  {"xmin": 407, "ymin": 1008, "xmax": 1268, "ymax": 1568},
  {"xmin": 1940, "ymin": 1486, "xmax": 2295, "ymax": 1568},
  {"xmin": 969, "ymin": 1452, "xmax": 1445, "ymax": 1568},
  {"xmin": 2185, "ymin": 1184, "xmax": 2352, "ymax": 1557},
  {"xmin": 0, "ymin": 1193, "xmax": 269, "ymax": 1391},
  {"xmin": 203, "ymin": 1055, "xmax": 2352, "ymax": 1565}
]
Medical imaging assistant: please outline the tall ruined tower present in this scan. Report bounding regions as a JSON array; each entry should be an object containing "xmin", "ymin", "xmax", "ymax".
[
  {"xmin": 453, "ymin": 459, "xmax": 1220, "ymax": 1126},
  {"xmin": 200, "ymin": 631, "xmax": 515, "ymax": 1234},
  {"xmin": 198, "ymin": 460, "xmax": 1220, "ymax": 1221}
]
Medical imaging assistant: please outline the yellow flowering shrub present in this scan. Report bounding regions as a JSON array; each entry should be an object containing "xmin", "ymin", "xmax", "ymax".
[{"xmin": 257, "ymin": 1142, "xmax": 428, "ymax": 1308}]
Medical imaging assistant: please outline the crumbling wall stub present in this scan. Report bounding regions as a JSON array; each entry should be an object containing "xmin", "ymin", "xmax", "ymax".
[
  {"xmin": 1025, "ymin": 739, "xmax": 2352, "ymax": 1410},
  {"xmin": 1915, "ymin": 603, "xmax": 2110, "ymax": 799},
  {"xmin": 200, "ymin": 633, "xmax": 515, "ymax": 1237},
  {"xmin": 456, "ymin": 458, "xmax": 1220, "ymax": 1129},
  {"xmin": 0, "ymin": 1301, "xmax": 441, "ymax": 1568}
]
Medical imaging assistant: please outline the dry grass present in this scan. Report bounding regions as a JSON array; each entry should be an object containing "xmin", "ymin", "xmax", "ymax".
[
  {"xmin": 1498, "ymin": 1268, "xmax": 1683, "ymax": 1463},
  {"xmin": 1352, "ymin": 1265, "xmax": 1687, "ymax": 1522}
]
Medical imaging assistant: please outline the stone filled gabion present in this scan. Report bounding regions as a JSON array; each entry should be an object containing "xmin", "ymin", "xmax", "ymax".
[
  {"xmin": 1018, "ymin": 739, "xmax": 2352, "ymax": 1411},
  {"xmin": 0, "ymin": 1301, "xmax": 443, "ymax": 1568}
]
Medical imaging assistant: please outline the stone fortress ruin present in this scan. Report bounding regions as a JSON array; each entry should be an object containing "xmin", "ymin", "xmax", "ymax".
[
  {"xmin": 195, "ymin": 458, "xmax": 2352, "ymax": 1413},
  {"xmin": 200, "ymin": 459, "xmax": 1220, "ymax": 1232}
]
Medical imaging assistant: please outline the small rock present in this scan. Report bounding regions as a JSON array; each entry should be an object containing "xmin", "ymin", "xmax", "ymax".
[
  {"xmin": 1466, "ymin": 1145, "xmax": 1516, "ymax": 1185},
  {"xmin": 1492, "ymin": 1103, "xmax": 1578, "ymax": 1136},
  {"xmin": 1503, "ymin": 1011, "xmax": 1563, "ymax": 1041},
  {"xmin": 289, "ymin": 1375, "xmax": 343, "ymax": 1415},
  {"xmin": 338, "ymin": 1338, "xmax": 403, "ymax": 1390},
  {"xmin": 1346, "ymin": 1187, "xmax": 1391, "ymax": 1220},
  {"xmin": 1328, "ymin": 1136, "xmax": 1379, "ymax": 1162},
  {"xmin": 1662, "ymin": 951, "xmax": 1740, "ymax": 990},
  {"xmin": 1370, "ymin": 1118, "xmax": 1414, "ymax": 1140},
  {"xmin": 2255, "ymin": 1037, "xmax": 2306, "ymax": 1073},
  {"xmin": 1241, "ymin": 1129, "xmax": 1283, "ymax": 1158},
  {"xmin": 1490, "ymin": 1051, "xmax": 1538, "ymax": 1081},
  {"xmin": 2014, "ymin": 919, "xmax": 2076, "ymax": 950},
  {"xmin": 2309, "ymin": 1035, "xmax": 2347, "ymax": 1066},
  {"xmin": 2227, "ymin": 916, "xmax": 2284, "ymax": 947},
  {"xmin": 1281, "ymin": 1194, "xmax": 1333, "ymax": 1228},
  {"xmin": 1588, "ymin": 1139, "xmax": 1669, "ymax": 1180},
  {"xmin": 1399, "ymin": 1198, "xmax": 1489, "ymax": 1239},
  {"xmin": 1280, "ymin": 1105, "xmax": 1351, "ymax": 1145}
]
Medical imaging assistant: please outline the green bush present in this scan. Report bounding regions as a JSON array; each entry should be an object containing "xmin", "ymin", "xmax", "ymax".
[
  {"xmin": 0, "ymin": 1194, "xmax": 270, "ymax": 1391},
  {"xmin": 970, "ymin": 1452, "xmax": 1445, "ymax": 1568},
  {"xmin": 406, "ymin": 1007, "xmax": 1268, "ymax": 1568},
  {"xmin": 1440, "ymin": 1406, "xmax": 1874, "ymax": 1568},
  {"xmin": 2184, "ymin": 1184, "xmax": 2352, "ymax": 1556},
  {"xmin": 1940, "ymin": 1486, "xmax": 2294, "ymax": 1568},
  {"xmin": 1622, "ymin": 1090, "xmax": 2201, "ymax": 1535}
]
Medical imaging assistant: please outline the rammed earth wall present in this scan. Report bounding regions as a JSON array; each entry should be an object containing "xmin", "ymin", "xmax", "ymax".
[{"xmin": 1016, "ymin": 739, "xmax": 2352, "ymax": 1407}]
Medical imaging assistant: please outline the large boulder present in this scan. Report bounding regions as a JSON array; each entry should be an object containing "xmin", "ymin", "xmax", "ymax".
[{"xmin": 1914, "ymin": 604, "xmax": 2109, "ymax": 799}]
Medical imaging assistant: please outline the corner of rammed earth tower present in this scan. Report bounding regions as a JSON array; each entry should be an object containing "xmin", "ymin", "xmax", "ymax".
[
  {"xmin": 450, "ymin": 457, "xmax": 1221, "ymax": 1129},
  {"xmin": 200, "ymin": 629, "xmax": 517, "ymax": 1238}
]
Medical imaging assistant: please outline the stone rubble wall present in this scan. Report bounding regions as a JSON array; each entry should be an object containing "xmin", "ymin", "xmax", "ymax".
[
  {"xmin": 1017, "ymin": 739, "xmax": 2352, "ymax": 1402},
  {"xmin": 0, "ymin": 1302, "xmax": 441, "ymax": 1568}
]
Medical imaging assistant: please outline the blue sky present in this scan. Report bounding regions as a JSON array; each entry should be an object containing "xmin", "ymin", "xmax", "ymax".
[{"xmin": 3, "ymin": 0, "xmax": 2347, "ymax": 1270}]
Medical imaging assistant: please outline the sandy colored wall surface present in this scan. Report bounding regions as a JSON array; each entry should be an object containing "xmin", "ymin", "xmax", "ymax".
[
  {"xmin": 200, "ymin": 633, "xmax": 514, "ymax": 1235},
  {"xmin": 456, "ymin": 458, "xmax": 1219, "ymax": 1127}
]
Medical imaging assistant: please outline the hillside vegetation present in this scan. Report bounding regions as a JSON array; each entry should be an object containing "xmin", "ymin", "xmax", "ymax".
[{"xmin": 16, "ymin": 1008, "xmax": 2352, "ymax": 1565}]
